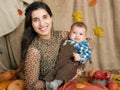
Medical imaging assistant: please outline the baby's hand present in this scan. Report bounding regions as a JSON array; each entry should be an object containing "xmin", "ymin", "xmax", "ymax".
[
  {"xmin": 70, "ymin": 68, "xmax": 83, "ymax": 81},
  {"xmin": 76, "ymin": 68, "xmax": 83, "ymax": 76},
  {"xmin": 73, "ymin": 52, "xmax": 81, "ymax": 61}
]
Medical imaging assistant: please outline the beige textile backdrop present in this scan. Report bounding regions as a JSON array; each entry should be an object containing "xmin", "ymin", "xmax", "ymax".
[
  {"xmin": 41, "ymin": 0, "xmax": 120, "ymax": 70},
  {"xmin": 0, "ymin": 0, "xmax": 120, "ymax": 72}
]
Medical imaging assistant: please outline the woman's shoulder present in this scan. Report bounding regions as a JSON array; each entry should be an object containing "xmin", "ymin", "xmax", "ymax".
[{"xmin": 29, "ymin": 37, "xmax": 40, "ymax": 49}]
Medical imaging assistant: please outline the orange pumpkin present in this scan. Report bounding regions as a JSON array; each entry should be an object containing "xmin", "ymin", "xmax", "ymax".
[
  {"xmin": 0, "ymin": 80, "xmax": 13, "ymax": 90},
  {"xmin": 7, "ymin": 80, "xmax": 27, "ymax": 90},
  {"xmin": 0, "ymin": 70, "xmax": 17, "ymax": 83},
  {"xmin": 58, "ymin": 81, "xmax": 108, "ymax": 90}
]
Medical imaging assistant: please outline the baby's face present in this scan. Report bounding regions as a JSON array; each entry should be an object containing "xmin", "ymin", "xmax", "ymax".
[{"xmin": 69, "ymin": 26, "xmax": 86, "ymax": 42}]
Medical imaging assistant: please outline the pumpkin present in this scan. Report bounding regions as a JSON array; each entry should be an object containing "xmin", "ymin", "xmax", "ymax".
[
  {"xmin": 58, "ymin": 81, "xmax": 108, "ymax": 90},
  {"xmin": 7, "ymin": 80, "xmax": 26, "ymax": 90},
  {"xmin": 0, "ymin": 80, "xmax": 13, "ymax": 90},
  {"xmin": 0, "ymin": 70, "xmax": 17, "ymax": 83}
]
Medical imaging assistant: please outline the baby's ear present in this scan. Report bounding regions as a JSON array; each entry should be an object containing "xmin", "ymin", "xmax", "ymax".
[{"xmin": 86, "ymin": 37, "xmax": 95, "ymax": 51}]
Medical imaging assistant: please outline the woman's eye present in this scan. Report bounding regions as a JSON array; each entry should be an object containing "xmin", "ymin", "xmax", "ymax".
[
  {"xmin": 80, "ymin": 33, "xmax": 83, "ymax": 35},
  {"xmin": 32, "ymin": 18, "xmax": 39, "ymax": 22},
  {"xmin": 43, "ymin": 15, "xmax": 48, "ymax": 19}
]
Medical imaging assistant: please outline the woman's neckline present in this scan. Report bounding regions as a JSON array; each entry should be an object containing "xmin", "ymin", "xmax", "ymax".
[{"xmin": 37, "ymin": 32, "xmax": 54, "ymax": 44}]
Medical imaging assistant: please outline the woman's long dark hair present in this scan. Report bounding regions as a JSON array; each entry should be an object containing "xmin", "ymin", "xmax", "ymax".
[{"xmin": 21, "ymin": 1, "xmax": 53, "ymax": 61}]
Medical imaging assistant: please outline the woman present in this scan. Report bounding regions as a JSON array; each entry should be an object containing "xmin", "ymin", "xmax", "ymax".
[{"xmin": 21, "ymin": 1, "xmax": 68, "ymax": 90}]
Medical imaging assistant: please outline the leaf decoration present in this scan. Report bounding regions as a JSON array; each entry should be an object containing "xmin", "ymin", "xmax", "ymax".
[
  {"xmin": 73, "ymin": 12, "xmax": 83, "ymax": 22},
  {"xmin": 94, "ymin": 27, "xmax": 104, "ymax": 37},
  {"xmin": 17, "ymin": 9, "xmax": 23, "ymax": 16},
  {"xmin": 89, "ymin": 0, "xmax": 97, "ymax": 6}
]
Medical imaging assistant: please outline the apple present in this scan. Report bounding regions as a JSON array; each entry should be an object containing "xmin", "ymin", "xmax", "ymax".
[
  {"xmin": 107, "ymin": 81, "xmax": 118, "ymax": 90},
  {"xmin": 94, "ymin": 70, "xmax": 105, "ymax": 79},
  {"xmin": 104, "ymin": 72, "xmax": 110, "ymax": 80}
]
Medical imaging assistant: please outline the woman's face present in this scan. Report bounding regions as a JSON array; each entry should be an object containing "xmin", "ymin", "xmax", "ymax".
[{"xmin": 32, "ymin": 8, "xmax": 53, "ymax": 39}]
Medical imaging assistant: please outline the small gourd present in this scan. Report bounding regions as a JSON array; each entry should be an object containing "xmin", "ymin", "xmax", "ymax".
[
  {"xmin": 0, "ymin": 70, "xmax": 17, "ymax": 83},
  {"xmin": 0, "ymin": 80, "xmax": 13, "ymax": 90},
  {"xmin": 7, "ymin": 80, "xmax": 26, "ymax": 90}
]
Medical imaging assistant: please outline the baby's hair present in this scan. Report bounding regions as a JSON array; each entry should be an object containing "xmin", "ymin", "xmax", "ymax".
[{"xmin": 71, "ymin": 22, "xmax": 87, "ymax": 32}]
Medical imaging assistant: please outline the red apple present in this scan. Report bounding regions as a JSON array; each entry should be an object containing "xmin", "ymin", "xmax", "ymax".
[
  {"xmin": 107, "ymin": 81, "xmax": 118, "ymax": 90},
  {"xmin": 94, "ymin": 70, "xmax": 105, "ymax": 79},
  {"xmin": 104, "ymin": 72, "xmax": 110, "ymax": 80}
]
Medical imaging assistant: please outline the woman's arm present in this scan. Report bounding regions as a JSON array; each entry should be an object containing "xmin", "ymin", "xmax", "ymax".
[{"xmin": 24, "ymin": 47, "xmax": 45, "ymax": 90}]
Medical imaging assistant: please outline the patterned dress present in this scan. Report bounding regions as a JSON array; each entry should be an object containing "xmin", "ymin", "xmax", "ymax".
[{"xmin": 24, "ymin": 31, "xmax": 67, "ymax": 90}]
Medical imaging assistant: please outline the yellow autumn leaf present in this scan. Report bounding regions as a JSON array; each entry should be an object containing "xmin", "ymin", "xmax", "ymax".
[
  {"xmin": 73, "ymin": 12, "xmax": 83, "ymax": 22},
  {"xmin": 94, "ymin": 27, "xmax": 103, "ymax": 37}
]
